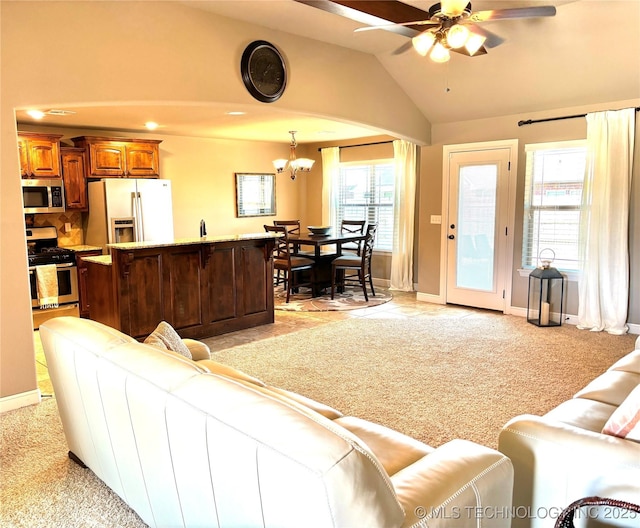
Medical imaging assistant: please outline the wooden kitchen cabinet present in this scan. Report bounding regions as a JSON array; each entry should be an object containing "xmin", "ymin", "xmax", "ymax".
[
  {"xmin": 76, "ymin": 249, "xmax": 103, "ymax": 318},
  {"xmin": 86, "ymin": 236, "xmax": 276, "ymax": 340},
  {"xmin": 61, "ymin": 147, "xmax": 88, "ymax": 210},
  {"xmin": 72, "ymin": 136, "xmax": 161, "ymax": 178},
  {"xmin": 18, "ymin": 132, "xmax": 62, "ymax": 178}
]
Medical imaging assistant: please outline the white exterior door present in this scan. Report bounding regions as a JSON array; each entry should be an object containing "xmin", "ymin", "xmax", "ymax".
[{"xmin": 443, "ymin": 141, "xmax": 517, "ymax": 311}]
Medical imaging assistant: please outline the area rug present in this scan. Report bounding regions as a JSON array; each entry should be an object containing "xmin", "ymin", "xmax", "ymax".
[{"xmin": 274, "ymin": 285, "xmax": 392, "ymax": 311}]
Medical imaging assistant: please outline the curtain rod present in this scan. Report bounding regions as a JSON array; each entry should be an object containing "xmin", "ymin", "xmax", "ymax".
[
  {"xmin": 317, "ymin": 140, "xmax": 393, "ymax": 152},
  {"xmin": 518, "ymin": 107, "xmax": 640, "ymax": 127}
]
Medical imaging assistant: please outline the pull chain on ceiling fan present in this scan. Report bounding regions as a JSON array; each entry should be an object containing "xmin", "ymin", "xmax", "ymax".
[{"xmin": 353, "ymin": 1, "xmax": 557, "ymax": 63}]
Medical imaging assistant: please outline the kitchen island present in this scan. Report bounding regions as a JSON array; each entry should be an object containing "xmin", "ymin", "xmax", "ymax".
[{"xmin": 83, "ymin": 233, "xmax": 278, "ymax": 340}]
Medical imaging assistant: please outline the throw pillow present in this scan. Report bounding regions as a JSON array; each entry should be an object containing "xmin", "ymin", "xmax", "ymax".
[
  {"xmin": 144, "ymin": 332, "xmax": 168, "ymax": 350},
  {"xmin": 144, "ymin": 321, "xmax": 192, "ymax": 360},
  {"xmin": 602, "ymin": 384, "xmax": 640, "ymax": 442}
]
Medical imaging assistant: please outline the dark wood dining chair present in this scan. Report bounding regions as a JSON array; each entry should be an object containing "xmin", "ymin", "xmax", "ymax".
[
  {"xmin": 340, "ymin": 219, "xmax": 366, "ymax": 255},
  {"xmin": 273, "ymin": 220, "xmax": 302, "ymax": 280},
  {"xmin": 273, "ymin": 220, "xmax": 301, "ymax": 235},
  {"xmin": 264, "ymin": 225, "xmax": 315, "ymax": 303},
  {"xmin": 331, "ymin": 223, "xmax": 377, "ymax": 301}
]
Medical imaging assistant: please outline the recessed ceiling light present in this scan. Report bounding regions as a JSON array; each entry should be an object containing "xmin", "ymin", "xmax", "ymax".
[
  {"xmin": 226, "ymin": 111, "xmax": 246, "ymax": 116},
  {"xmin": 47, "ymin": 109, "xmax": 76, "ymax": 116},
  {"xmin": 145, "ymin": 121, "xmax": 159, "ymax": 130},
  {"xmin": 26, "ymin": 110, "xmax": 46, "ymax": 120}
]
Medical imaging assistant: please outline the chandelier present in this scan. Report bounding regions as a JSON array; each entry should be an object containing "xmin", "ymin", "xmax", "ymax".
[{"xmin": 272, "ymin": 131, "xmax": 315, "ymax": 180}]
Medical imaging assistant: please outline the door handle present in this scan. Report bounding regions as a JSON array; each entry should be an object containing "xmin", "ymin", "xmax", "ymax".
[
  {"xmin": 448, "ymin": 234, "xmax": 455, "ymax": 240},
  {"xmin": 450, "ymin": 224, "xmax": 456, "ymax": 229}
]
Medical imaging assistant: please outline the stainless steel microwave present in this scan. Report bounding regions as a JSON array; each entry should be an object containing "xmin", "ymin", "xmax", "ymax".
[{"xmin": 22, "ymin": 179, "xmax": 65, "ymax": 214}]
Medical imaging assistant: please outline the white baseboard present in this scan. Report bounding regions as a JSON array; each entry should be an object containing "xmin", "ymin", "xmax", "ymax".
[
  {"xmin": 416, "ymin": 292, "xmax": 445, "ymax": 304},
  {"xmin": 374, "ymin": 278, "xmax": 390, "ymax": 289},
  {"xmin": 505, "ymin": 305, "xmax": 639, "ymax": 334},
  {"xmin": 0, "ymin": 389, "xmax": 41, "ymax": 414}
]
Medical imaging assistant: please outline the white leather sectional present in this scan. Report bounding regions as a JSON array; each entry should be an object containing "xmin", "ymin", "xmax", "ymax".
[
  {"xmin": 499, "ymin": 336, "xmax": 640, "ymax": 528},
  {"xmin": 40, "ymin": 317, "xmax": 514, "ymax": 528}
]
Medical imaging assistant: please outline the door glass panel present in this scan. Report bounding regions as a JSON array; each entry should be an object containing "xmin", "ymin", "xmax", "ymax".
[{"xmin": 456, "ymin": 164, "xmax": 497, "ymax": 291}]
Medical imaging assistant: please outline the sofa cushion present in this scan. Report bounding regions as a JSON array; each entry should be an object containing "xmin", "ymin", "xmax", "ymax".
[
  {"xmin": 573, "ymin": 370, "xmax": 640, "ymax": 406},
  {"xmin": 182, "ymin": 338, "xmax": 211, "ymax": 361},
  {"xmin": 609, "ymin": 349, "xmax": 640, "ymax": 375},
  {"xmin": 144, "ymin": 321, "xmax": 192, "ymax": 360},
  {"xmin": 602, "ymin": 384, "xmax": 640, "ymax": 442},
  {"xmin": 544, "ymin": 398, "xmax": 618, "ymax": 433},
  {"xmin": 198, "ymin": 359, "xmax": 266, "ymax": 386},
  {"xmin": 334, "ymin": 415, "xmax": 433, "ymax": 476}
]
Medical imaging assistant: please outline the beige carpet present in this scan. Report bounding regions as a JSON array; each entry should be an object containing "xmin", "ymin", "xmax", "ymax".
[
  {"xmin": 208, "ymin": 312, "xmax": 636, "ymax": 448},
  {"xmin": 1, "ymin": 311, "xmax": 636, "ymax": 526}
]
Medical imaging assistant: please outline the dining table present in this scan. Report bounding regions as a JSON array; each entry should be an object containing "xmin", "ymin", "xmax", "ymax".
[{"xmin": 287, "ymin": 230, "xmax": 366, "ymax": 296}]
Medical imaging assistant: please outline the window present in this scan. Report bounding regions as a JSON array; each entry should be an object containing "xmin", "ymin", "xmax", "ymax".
[
  {"xmin": 333, "ymin": 161, "xmax": 394, "ymax": 251},
  {"xmin": 522, "ymin": 140, "xmax": 587, "ymax": 272}
]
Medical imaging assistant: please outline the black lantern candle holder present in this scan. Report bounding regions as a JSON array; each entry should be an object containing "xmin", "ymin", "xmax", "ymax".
[{"xmin": 527, "ymin": 249, "xmax": 565, "ymax": 327}]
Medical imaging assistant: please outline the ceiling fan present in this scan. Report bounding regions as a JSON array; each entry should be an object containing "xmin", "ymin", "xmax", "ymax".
[{"xmin": 353, "ymin": 1, "xmax": 557, "ymax": 62}]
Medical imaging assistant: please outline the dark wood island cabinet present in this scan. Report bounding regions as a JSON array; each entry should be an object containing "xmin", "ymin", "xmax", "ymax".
[{"xmin": 84, "ymin": 234, "xmax": 277, "ymax": 340}]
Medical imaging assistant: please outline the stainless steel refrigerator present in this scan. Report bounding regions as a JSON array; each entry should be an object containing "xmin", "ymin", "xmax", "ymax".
[{"xmin": 85, "ymin": 179, "xmax": 174, "ymax": 250}]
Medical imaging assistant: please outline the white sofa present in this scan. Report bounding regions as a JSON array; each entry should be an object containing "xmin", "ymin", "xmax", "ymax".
[
  {"xmin": 499, "ymin": 336, "xmax": 640, "ymax": 528},
  {"xmin": 41, "ymin": 316, "xmax": 514, "ymax": 528}
]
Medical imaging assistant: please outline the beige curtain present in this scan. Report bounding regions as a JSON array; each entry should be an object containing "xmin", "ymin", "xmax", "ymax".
[
  {"xmin": 390, "ymin": 140, "xmax": 417, "ymax": 291},
  {"xmin": 321, "ymin": 147, "xmax": 340, "ymax": 226},
  {"xmin": 578, "ymin": 108, "xmax": 636, "ymax": 334}
]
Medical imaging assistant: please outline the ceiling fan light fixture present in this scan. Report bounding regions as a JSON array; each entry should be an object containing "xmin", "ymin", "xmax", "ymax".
[
  {"xmin": 465, "ymin": 32, "xmax": 486, "ymax": 55},
  {"xmin": 412, "ymin": 31, "xmax": 436, "ymax": 56},
  {"xmin": 430, "ymin": 41, "xmax": 451, "ymax": 63},
  {"xmin": 441, "ymin": 0, "xmax": 471, "ymax": 17},
  {"xmin": 446, "ymin": 24, "xmax": 470, "ymax": 48}
]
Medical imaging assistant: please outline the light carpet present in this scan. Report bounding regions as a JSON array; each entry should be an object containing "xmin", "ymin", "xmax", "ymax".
[
  {"xmin": 207, "ymin": 312, "xmax": 636, "ymax": 449},
  {"xmin": 1, "ymin": 311, "xmax": 636, "ymax": 526}
]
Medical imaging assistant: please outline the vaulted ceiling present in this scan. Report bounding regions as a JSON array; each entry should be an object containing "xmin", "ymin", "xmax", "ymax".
[{"xmin": 16, "ymin": 1, "xmax": 640, "ymax": 143}]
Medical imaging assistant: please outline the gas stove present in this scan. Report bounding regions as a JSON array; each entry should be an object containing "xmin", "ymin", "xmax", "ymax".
[{"xmin": 26, "ymin": 226, "xmax": 76, "ymax": 266}]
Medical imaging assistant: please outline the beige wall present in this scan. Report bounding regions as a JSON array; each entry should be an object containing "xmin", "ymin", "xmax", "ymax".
[
  {"xmin": 18, "ymin": 124, "xmax": 306, "ymax": 238},
  {"xmin": 416, "ymin": 100, "xmax": 640, "ymax": 322},
  {"xmin": 2, "ymin": 1, "xmax": 638, "ymax": 406},
  {"xmin": 1, "ymin": 0, "xmax": 430, "ymax": 403}
]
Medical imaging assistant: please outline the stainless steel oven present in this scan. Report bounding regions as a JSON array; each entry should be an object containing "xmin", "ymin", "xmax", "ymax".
[
  {"xmin": 29, "ymin": 263, "xmax": 79, "ymax": 308},
  {"xmin": 27, "ymin": 226, "xmax": 80, "ymax": 329}
]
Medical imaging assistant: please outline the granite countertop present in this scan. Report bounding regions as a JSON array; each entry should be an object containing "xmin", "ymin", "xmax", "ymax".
[
  {"xmin": 81, "ymin": 255, "xmax": 112, "ymax": 266},
  {"xmin": 106, "ymin": 232, "xmax": 279, "ymax": 251},
  {"xmin": 64, "ymin": 244, "xmax": 103, "ymax": 253}
]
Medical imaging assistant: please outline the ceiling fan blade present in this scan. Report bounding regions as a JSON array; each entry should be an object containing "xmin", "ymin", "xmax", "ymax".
[
  {"xmin": 354, "ymin": 20, "xmax": 439, "ymax": 32},
  {"xmin": 295, "ymin": 0, "xmax": 423, "ymax": 38},
  {"xmin": 470, "ymin": 5, "xmax": 556, "ymax": 22},
  {"xmin": 392, "ymin": 41, "xmax": 415, "ymax": 56},
  {"xmin": 452, "ymin": 45, "xmax": 488, "ymax": 57},
  {"xmin": 441, "ymin": 0, "xmax": 470, "ymax": 17},
  {"xmin": 465, "ymin": 23, "xmax": 504, "ymax": 49}
]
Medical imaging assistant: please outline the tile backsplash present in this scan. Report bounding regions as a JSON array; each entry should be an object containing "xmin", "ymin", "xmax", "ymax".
[{"xmin": 28, "ymin": 212, "xmax": 84, "ymax": 247}]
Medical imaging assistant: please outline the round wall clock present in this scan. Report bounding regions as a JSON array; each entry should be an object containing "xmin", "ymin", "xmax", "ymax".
[{"xmin": 241, "ymin": 40, "xmax": 287, "ymax": 103}]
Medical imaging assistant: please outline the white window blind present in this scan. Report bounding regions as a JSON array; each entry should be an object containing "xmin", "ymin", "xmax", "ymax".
[
  {"xmin": 334, "ymin": 161, "xmax": 394, "ymax": 251},
  {"xmin": 522, "ymin": 140, "xmax": 587, "ymax": 271}
]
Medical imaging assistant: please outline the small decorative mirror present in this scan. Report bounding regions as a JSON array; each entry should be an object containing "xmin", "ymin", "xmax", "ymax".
[{"xmin": 235, "ymin": 172, "xmax": 276, "ymax": 217}]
